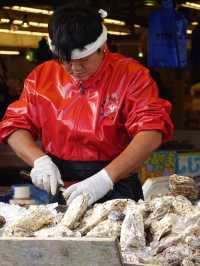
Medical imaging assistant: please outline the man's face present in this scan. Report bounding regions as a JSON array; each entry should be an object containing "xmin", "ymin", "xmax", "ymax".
[{"xmin": 63, "ymin": 48, "xmax": 104, "ymax": 81}]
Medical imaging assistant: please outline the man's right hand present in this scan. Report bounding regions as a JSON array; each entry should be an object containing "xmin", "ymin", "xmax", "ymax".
[{"xmin": 30, "ymin": 155, "xmax": 64, "ymax": 195}]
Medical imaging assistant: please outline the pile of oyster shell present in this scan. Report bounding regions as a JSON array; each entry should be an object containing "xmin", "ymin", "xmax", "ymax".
[{"xmin": 0, "ymin": 174, "xmax": 199, "ymax": 266}]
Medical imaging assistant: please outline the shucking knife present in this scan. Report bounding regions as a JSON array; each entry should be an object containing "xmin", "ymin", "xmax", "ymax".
[{"xmin": 19, "ymin": 170, "xmax": 66, "ymax": 204}]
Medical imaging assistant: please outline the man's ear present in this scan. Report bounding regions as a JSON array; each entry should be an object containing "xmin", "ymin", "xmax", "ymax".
[
  {"xmin": 102, "ymin": 43, "xmax": 107, "ymax": 51},
  {"xmin": 98, "ymin": 43, "xmax": 107, "ymax": 54},
  {"xmin": 102, "ymin": 43, "xmax": 107, "ymax": 49}
]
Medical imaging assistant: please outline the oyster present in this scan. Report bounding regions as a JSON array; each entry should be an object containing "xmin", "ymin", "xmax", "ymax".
[
  {"xmin": 151, "ymin": 235, "xmax": 183, "ymax": 255},
  {"xmin": 80, "ymin": 199, "xmax": 128, "ymax": 235},
  {"xmin": 184, "ymin": 235, "xmax": 200, "ymax": 248},
  {"xmin": 182, "ymin": 258, "xmax": 195, "ymax": 266},
  {"xmin": 35, "ymin": 224, "xmax": 81, "ymax": 238},
  {"xmin": 148, "ymin": 195, "xmax": 174, "ymax": 211},
  {"xmin": 172, "ymin": 211, "xmax": 200, "ymax": 237},
  {"xmin": 169, "ymin": 174, "xmax": 198, "ymax": 200},
  {"xmin": 150, "ymin": 214, "xmax": 177, "ymax": 242},
  {"xmin": 120, "ymin": 206, "xmax": 146, "ymax": 252},
  {"xmin": 0, "ymin": 215, "xmax": 6, "ymax": 228},
  {"xmin": 136, "ymin": 200, "xmax": 151, "ymax": 219},
  {"xmin": 61, "ymin": 193, "xmax": 88, "ymax": 230},
  {"xmin": 86, "ymin": 219, "xmax": 122, "ymax": 238},
  {"xmin": 155, "ymin": 244, "xmax": 194, "ymax": 265},
  {"xmin": 3, "ymin": 206, "xmax": 54, "ymax": 237},
  {"xmin": 145, "ymin": 198, "xmax": 173, "ymax": 228},
  {"xmin": 122, "ymin": 251, "xmax": 140, "ymax": 264},
  {"xmin": 172, "ymin": 195, "xmax": 193, "ymax": 215}
]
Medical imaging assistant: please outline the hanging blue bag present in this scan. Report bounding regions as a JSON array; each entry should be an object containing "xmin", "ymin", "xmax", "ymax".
[{"xmin": 148, "ymin": 0, "xmax": 188, "ymax": 68}]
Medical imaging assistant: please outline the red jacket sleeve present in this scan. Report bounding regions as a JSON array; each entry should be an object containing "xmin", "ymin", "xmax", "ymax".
[
  {"xmin": 123, "ymin": 68, "xmax": 173, "ymax": 142},
  {"xmin": 0, "ymin": 71, "xmax": 40, "ymax": 143}
]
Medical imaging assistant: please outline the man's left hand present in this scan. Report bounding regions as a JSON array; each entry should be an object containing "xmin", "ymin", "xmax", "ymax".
[{"xmin": 65, "ymin": 169, "xmax": 113, "ymax": 206}]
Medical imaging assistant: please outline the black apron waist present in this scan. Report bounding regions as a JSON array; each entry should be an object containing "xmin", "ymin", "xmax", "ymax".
[
  {"xmin": 49, "ymin": 154, "xmax": 144, "ymax": 202},
  {"xmin": 50, "ymin": 155, "xmax": 110, "ymax": 181}
]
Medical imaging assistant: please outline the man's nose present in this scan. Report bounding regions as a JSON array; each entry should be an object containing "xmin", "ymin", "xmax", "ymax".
[{"xmin": 71, "ymin": 61, "xmax": 83, "ymax": 72}]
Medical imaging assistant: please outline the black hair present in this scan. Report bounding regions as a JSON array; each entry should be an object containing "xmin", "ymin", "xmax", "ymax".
[{"xmin": 48, "ymin": 3, "xmax": 103, "ymax": 62}]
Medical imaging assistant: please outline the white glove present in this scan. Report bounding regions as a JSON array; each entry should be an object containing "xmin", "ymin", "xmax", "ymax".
[
  {"xmin": 65, "ymin": 169, "xmax": 113, "ymax": 206},
  {"xmin": 30, "ymin": 155, "xmax": 64, "ymax": 195}
]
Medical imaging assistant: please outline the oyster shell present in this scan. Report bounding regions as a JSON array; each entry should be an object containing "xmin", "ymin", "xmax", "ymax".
[
  {"xmin": 120, "ymin": 206, "xmax": 146, "ymax": 252},
  {"xmin": 172, "ymin": 195, "xmax": 193, "ymax": 215},
  {"xmin": 3, "ymin": 206, "xmax": 54, "ymax": 237},
  {"xmin": 172, "ymin": 211, "xmax": 200, "ymax": 237},
  {"xmin": 169, "ymin": 174, "xmax": 198, "ymax": 200},
  {"xmin": 182, "ymin": 258, "xmax": 195, "ymax": 266},
  {"xmin": 34, "ymin": 224, "xmax": 81, "ymax": 238},
  {"xmin": 136, "ymin": 200, "xmax": 151, "ymax": 219},
  {"xmin": 86, "ymin": 219, "xmax": 122, "ymax": 238},
  {"xmin": 145, "ymin": 197, "xmax": 173, "ymax": 228},
  {"xmin": 80, "ymin": 199, "xmax": 128, "ymax": 235},
  {"xmin": 184, "ymin": 235, "xmax": 200, "ymax": 248},
  {"xmin": 150, "ymin": 214, "xmax": 177, "ymax": 242},
  {"xmin": 0, "ymin": 215, "xmax": 6, "ymax": 228},
  {"xmin": 61, "ymin": 193, "xmax": 88, "ymax": 230},
  {"xmin": 151, "ymin": 235, "xmax": 183, "ymax": 255}
]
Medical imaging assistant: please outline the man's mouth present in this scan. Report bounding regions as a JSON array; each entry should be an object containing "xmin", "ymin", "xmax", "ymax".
[{"xmin": 73, "ymin": 72, "xmax": 88, "ymax": 80}]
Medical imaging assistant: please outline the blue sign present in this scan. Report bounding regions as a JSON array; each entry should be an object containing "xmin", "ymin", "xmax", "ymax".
[{"xmin": 176, "ymin": 153, "xmax": 200, "ymax": 177}]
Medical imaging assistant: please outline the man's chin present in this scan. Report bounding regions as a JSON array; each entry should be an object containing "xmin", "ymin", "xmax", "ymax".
[{"xmin": 74, "ymin": 74, "xmax": 89, "ymax": 81}]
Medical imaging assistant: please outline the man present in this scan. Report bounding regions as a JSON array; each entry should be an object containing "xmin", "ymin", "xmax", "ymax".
[{"xmin": 0, "ymin": 4, "xmax": 173, "ymax": 206}]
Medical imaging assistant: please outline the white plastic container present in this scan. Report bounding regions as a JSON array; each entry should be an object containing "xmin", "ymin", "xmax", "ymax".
[
  {"xmin": 10, "ymin": 185, "xmax": 36, "ymax": 206},
  {"xmin": 142, "ymin": 176, "xmax": 170, "ymax": 201},
  {"xmin": 13, "ymin": 185, "xmax": 30, "ymax": 199}
]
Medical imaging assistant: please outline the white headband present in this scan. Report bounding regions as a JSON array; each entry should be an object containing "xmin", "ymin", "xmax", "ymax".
[
  {"xmin": 48, "ymin": 36, "xmax": 55, "ymax": 53},
  {"xmin": 71, "ymin": 25, "xmax": 107, "ymax": 59}
]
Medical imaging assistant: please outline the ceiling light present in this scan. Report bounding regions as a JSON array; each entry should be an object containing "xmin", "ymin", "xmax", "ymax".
[
  {"xmin": 134, "ymin": 24, "xmax": 141, "ymax": 28},
  {"xmin": 107, "ymin": 30, "xmax": 130, "ymax": 36},
  {"xmin": 144, "ymin": 0, "xmax": 156, "ymax": 6},
  {"xmin": 0, "ymin": 17, "xmax": 48, "ymax": 28},
  {"xmin": 104, "ymin": 18, "xmax": 125, "ymax": 26},
  {"xmin": 13, "ymin": 19, "xmax": 23, "ymax": 25},
  {"xmin": 25, "ymin": 50, "xmax": 34, "ymax": 61},
  {"xmin": 0, "ymin": 27, "xmax": 130, "ymax": 36},
  {"xmin": 0, "ymin": 50, "xmax": 20, "ymax": 55},
  {"xmin": 0, "ymin": 18, "xmax": 10, "ymax": 23},
  {"xmin": 28, "ymin": 22, "xmax": 48, "ymax": 28},
  {"xmin": 0, "ymin": 28, "xmax": 48, "ymax": 37},
  {"xmin": 2, "ymin": 6, "xmax": 125, "ymax": 28},
  {"xmin": 187, "ymin": 29, "xmax": 192, "ymax": 34},
  {"xmin": 138, "ymin": 52, "xmax": 144, "ymax": 58},
  {"xmin": 3, "ymin": 6, "xmax": 53, "ymax": 15},
  {"xmin": 191, "ymin": 21, "xmax": 198, "ymax": 26},
  {"xmin": 22, "ymin": 21, "xmax": 29, "ymax": 28},
  {"xmin": 145, "ymin": 3, "xmax": 155, "ymax": 6},
  {"xmin": 181, "ymin": 2, "xmax": 200, "ymax": 10}
]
